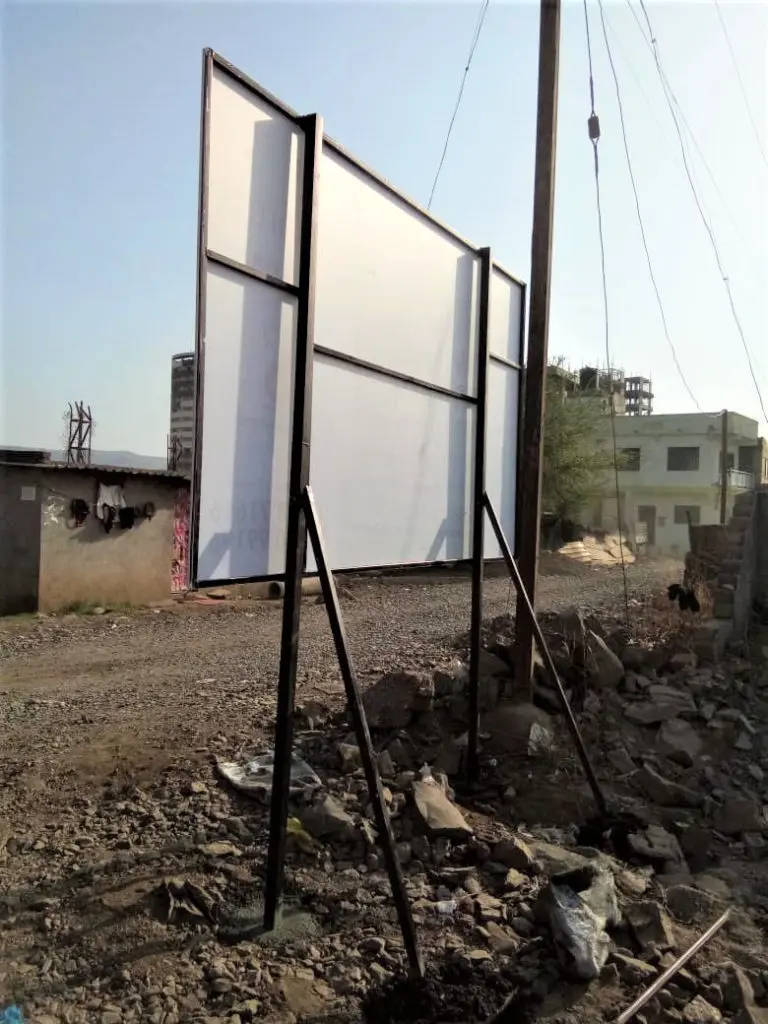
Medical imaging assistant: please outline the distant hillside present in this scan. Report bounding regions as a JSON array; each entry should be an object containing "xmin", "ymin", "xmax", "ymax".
[
  {"xmin": 2, "ymin": 446, "xmax": 168, "ymax": 471},
  {"xmin": 51, "ymin": 449, "xmax": 167, "ymax": 470}
]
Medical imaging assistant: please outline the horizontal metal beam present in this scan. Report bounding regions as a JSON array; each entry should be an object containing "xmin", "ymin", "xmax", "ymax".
[
  {"xmin": 315, "ymin": 344, "xmax": 477, "ymax": 404},
  {"xmin": 490, "ymin": 352, "xmax": 523, "ymax": 372},
  {"xmin": 207, "ymin": 250, "xmax": 300, "ymax": 297}
]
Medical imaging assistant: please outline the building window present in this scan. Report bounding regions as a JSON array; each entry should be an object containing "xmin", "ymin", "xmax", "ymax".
[
  {"xmin": 674, "ymin": 505, "xmax": 701, "ymax": 525},
  {"xmin": 667, "ymin": 446, "xmax": 700, "ymax": 471},
  {"xmin": 719, "ymin": 451, "xmax": 735, "ymax": 472},
  {"xmin": 620, "ymin": 447, "xmax": 641, "ymax": 471},
  {"xmin": 737, "ymin": 446, "xmax": 755, "ymax": 472}
]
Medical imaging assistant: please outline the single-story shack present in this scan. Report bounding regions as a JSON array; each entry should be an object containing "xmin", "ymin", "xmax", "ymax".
[{"xmin": 0, "ymin": 452, "xmax": 190, "ymax": 615}]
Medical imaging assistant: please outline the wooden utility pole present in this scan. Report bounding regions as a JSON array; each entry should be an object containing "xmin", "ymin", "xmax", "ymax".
[
  {"xmin": 719, "ymin": 409, "xmax": 729, "ymax": 524},
  {"xmin": 514, "ymin": 0, "xmax": 562, "ymax": 687}
]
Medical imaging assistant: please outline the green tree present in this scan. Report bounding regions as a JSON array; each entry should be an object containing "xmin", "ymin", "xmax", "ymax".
[{"xmin": 541, "ymin": 366, "xmax": 617, "ymax": 522}]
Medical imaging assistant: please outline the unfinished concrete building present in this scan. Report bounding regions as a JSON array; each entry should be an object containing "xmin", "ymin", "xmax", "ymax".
[{"xmin": 169, "ymin": 352, "xmax": 195, "ymax": 476}]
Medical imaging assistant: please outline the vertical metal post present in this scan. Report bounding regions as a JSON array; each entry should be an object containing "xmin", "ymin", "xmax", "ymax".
[
  {"xmin": 720, "ymin": 409, "xmax": 729, "ymax": 525},
  {"xmin": 304, "ymin": 486, "xmax": 423, "ymax": 978},
  {"xmin": 484, "ymin": 492, "xmax": 607, "ymax": 817},
  {"xmin": 190, "ymin": 48, "xmax": 213, "ymax": 589},
  {"xmin": 264, "ymin": 113, "xmax": 323, "ymax": 932},
  {"xmin": 515, "ymin": 0, "xmax": 561, "ymax": 689},
  {"xmin": 468, "ymin": 247, "xmax": 492, "ymax": 782}
]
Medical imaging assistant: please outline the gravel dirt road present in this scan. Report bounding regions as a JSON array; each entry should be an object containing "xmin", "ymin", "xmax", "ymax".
[
  {"xmin": 1, "ymin": 555, "xmax": 699, "ymax": 1024},
  {"xmin": 0, "ymin": 556, "xmax": 676, "ymax": 801}
]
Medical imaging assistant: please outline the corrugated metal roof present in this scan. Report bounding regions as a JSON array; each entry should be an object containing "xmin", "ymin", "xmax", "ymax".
[{"xmin": 0, "ymin": 460, "xmax": 189, "ymax": 482}]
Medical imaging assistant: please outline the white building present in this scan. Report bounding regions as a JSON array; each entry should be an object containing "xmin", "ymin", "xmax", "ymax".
[{"xmin": 590, "ymin": 411, "xmax": 767, "ymax": 556}]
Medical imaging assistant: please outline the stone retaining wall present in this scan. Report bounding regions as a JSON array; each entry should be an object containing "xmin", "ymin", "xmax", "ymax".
[{"xmin": 693, "ymin": 489, "xmax": 761, "ymax": 660}]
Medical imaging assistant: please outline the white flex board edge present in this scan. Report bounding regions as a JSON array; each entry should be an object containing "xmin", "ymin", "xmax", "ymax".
[{"xmin": 196, "ymin": 263, "xmax": 296, "ymax": 583}]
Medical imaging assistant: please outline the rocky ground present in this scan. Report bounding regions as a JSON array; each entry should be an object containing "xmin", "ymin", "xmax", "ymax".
[{"xmin": 1, "ymin": 558, "xmax": 767, "ymax": 1024}]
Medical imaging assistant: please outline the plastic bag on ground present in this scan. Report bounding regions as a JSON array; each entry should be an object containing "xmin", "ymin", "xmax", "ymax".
[
  {"xmin": 537, "ymin": 863, "xmax": 620, "ymax": 980},
  {"xmin": 215, "ymin": 750, "xmax": 322, "ymax": 799}
]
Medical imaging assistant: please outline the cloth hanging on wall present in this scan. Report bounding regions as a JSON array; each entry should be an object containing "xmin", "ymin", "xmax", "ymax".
[
  {"xmin": 118, "ymin": 507, "xmax": 136, "ymax": 530},
  {"xmin": 101, "ymin": 505, "xmax": 116, "ymax": 534},
  {"xmin": 96, "ymin": 483, "xmax": 126, "ymax": 533},
  {"xmin": 95, "ymin": 484, "xmax": 125, "ymax": 517},
  {"xmin": 70, "ymin": 498, "xmax": 90, "ymax": 527}
]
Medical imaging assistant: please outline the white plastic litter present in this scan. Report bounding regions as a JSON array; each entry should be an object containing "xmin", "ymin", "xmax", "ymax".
[
  {"xmin": 435, "ymin": 900, "xmax": 458, "ymax": 915},
  {"xmin": 215, "ymin": 751, "xmax": 322, "ymax": 799},
  {"xmin": 528, "ymin": 721, "xmax": 554, "ymax": 756},
  {"xmin": 544, "ymin": 865, "xmax": 620, "ymax": 980}
]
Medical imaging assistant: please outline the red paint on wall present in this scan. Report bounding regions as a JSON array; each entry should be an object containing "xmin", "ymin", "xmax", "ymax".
[{"xmin": 171, "ymin": 488, "xmax": 190, "ymax": 593}]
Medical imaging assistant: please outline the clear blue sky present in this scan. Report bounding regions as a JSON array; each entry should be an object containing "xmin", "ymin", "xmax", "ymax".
[{"xmin": 2, "ymin": 0, "xmax": 767, "ymax": 456}]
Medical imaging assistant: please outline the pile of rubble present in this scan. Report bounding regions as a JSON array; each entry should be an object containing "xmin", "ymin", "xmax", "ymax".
[{"xmin": 1, "ymin": 609, "xmax": 767, "ymax": 1024}]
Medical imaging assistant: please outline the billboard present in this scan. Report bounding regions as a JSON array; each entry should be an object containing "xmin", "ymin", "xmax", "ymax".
[{"xmin": 191, "ymin": 52, "xmax": 525, "ymax": 586}]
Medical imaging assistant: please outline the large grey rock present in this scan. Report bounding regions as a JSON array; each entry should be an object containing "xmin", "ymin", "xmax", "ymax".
[
  {"xmin": 301, "ymin": 796, "xmax": 358, "ymax": 842},
  {"xmin": 679, "ymin": 825, "xmax": 713, "ymax": 872},
  {"xmin": 612, "ymin": 952, "xmax": 657, "ymax": 985},
  {"xmin": 624, "ymin": 686, "xmax": 697, "ymax": 726},
  {"xmin": 683, "ymin": 996, "xmax": 723, "ymax": 1024},
  {"xmin": 657, "ymin": 719, "xmax": 704, "ymax": 767},
  {"xmin": 483, "ymin": 702, "xmax": 554, "ymax": 755},
  {"xmin": 362, "ymin": 671, "xmax": 434, "ymax": 730},
  {"xmin": 529, "ymin": 840, "xmax": 591, "ymax": 875},
  {"xmin": 722, "ymin": 964, "xmax": 756, "ymax": 1013},
  {"xmin": 492, "ymin": 835, "xmax": 537, "ymax": 872},
  {"xmin": 586, "ymin": 631, "xmax": 624, "ymax": 689},
  {"xmin": 412, "ymin": 778, "xmax": 472, "ymax": 841},
  {"xmin": 634, "ymin": 764, "xmax": 704, "ymax": 808},
  {"xmin": 732, "ymin": 1010, "xmax": 768, "ymax": 1024},
  {"xmin": 627, "ymin": 824, "xmax": 686, "ymax": 867},
  {"xmin": 665, "ymin": 884, "xmax": 725, "ymax": 925},
  {"xmin": 625, "ymin": 901, "xmax": 675, "ymax": 951},
  {"xmin": 713, "ymin": 798, "xmax": 765, "ymax": 836},
  {"xmin": 478, "ymin": 650, "xmax": 510, "ymax": 709},
  {"xmin": 338, "ymin": 743, "xmax": 361, "ymax": 774}
]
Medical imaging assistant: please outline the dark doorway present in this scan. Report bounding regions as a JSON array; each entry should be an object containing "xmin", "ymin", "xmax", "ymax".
[
  {"xmin": 637, "ymin": 504, "xmax": 657, "ymax": 547},
  {"xmin": 0, "ymin": 468, "xmax": 42, "ymax": 615}
]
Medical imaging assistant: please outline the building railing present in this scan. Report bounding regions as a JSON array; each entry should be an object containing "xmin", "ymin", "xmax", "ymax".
[{"xmin": 716, "ymin": 469, "xmax": 754, "ymax": 490}]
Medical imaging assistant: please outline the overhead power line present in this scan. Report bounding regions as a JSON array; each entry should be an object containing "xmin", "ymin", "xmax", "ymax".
[
  {"xmin": 625, "ymin": 0, "xmax": 765, "ymax": 281},
  {"xmin": 635, "ymin": 0, "xmax": 768, "ymax": 424},
  {"xmin": 427, "ymin": 0, "xmax": 490, "ymax": 210},
  {"xmin": 595, "ymin": 0, "xmax": 701, "ymax": 412},
  {"xmin": 582, "ymin": 0, "xmax": 631, "ymax": 626},
  {"xmin": 712, "ymin": 0, "xmax": 768, "ymax": 175}
]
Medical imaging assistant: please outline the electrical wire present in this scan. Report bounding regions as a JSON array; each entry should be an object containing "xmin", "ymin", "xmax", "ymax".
[
  {"xmin": 427, "ymin": 0, "xmax": 490, "ymax": 210},
  {"xmin": 712, "ymin": 0, "xmax": 768, "ymax": 175},
  {"xmin": 636, "ymin": 0, "xmax": 768, "ymax": 425},
  {"xmin": 582, "ymin": 0, "xmax": 631, "ymax": 627},
  {"xmin": 625, "ymin": 0, "xmax": 765, "ymax": 280},
  {"xmin": 595, "ymin": 0, "xmax": 701, "ymax": 412}
]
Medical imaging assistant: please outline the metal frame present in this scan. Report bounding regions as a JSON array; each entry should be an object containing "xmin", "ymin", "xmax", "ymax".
[
  {"xmin": 188, "ymin": 49, "xmax": 535, "ymax": 977},
  {"xmin": 484, "ymin": 492, "xmax": 607, "ymax": 816},
  {"xmin": 467, "ymin": 248, "xmax": 491, "ymax": 780},
  {"xmin": 188, "ymin": 49, "xmax": 212, "ymax": 591},
  {"xmin": 265, "ymin": 109, "xmax": 323, "ymax": 935},
  {"xmin": 303, "ymin": 485, "xmax": 423, "ymax": 975},
  {"xmin": 189, "ymin": 48, "xmax": 526, "ymax": 590}
]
